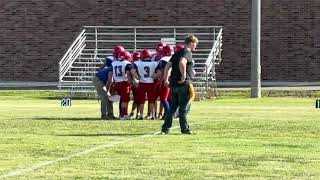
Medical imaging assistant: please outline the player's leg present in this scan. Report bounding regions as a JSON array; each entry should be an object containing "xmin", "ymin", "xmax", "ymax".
[
  {"xmin": 153, "ymin": 100, "xmax": 157, "ymax": 118},
  {"xmin": 114, "ymin": 82, "xmax": 123, "ymax": 118},
  {"xmin": 160, "ymin": 85, "xmax": 170, "ymax": 119},
  {"xmin": 137, "ymin": 83, "xmax": 146, "ymax": 120},
  {"xmin": 120, "ymin": 82, "xmax": 131, "ymax": 119},
  {"xmin": 158, "ymin": 103, "xmax": 164, "ymax": 119},
  {"xmin": 144, "ymin": 103, "xmax": 151, "ymax": 119},
  {"xmin": 152, "ymin": 82, "xmax": 161, "ymax": 119},
  {"xmin": 147, "ymin": 83, "xmax": 156, "ymax": 120},
  {"xmin": 130, "ymin": 86, "xmax": 138, "ymax": 119}
]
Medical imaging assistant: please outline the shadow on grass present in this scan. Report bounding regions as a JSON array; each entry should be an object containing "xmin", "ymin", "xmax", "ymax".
[
  {"xmin": 57, "ymin": 133, "xmax": 147, "ymax": 137},
  {"xmin": 37, "ymin": 96, "xmax": 97, "ymax": 100},
  {"xmin": 31, "ymin": 117, "xmax": 164, "ymax": 122}
]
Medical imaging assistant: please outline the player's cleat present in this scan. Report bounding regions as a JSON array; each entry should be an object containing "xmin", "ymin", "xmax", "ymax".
[
  {"xmin": 157, "ymin": 113, "xmax": 163, "ymax": 119},
  {"xmin": 150, "ymin": 117, "xmax": 155, "ymax": 120},
  {"xmin": 129, "ymin": 112, "xmax": 134, "ymax": 119},
  {"xmin": 120, "ymin": 115, "xmax": 130, "ymax": 120},
  {"xmin": 138, "ymin": 116, "xmax": 143, "ymax": 120},
  {"xmin": 161, "ymin": 113, "xmax": 166, "ymax": 120},
  {"xmin": 144, "ymin": 114, "xmax": 151, "ymax": 119}
]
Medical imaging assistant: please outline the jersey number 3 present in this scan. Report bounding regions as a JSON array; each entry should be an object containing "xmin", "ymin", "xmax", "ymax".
[{"xmin": 144, "ymin": 66, "xmax": 150, "ymax": 78}]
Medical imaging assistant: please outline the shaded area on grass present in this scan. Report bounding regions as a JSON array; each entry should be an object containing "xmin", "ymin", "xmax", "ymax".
[
  {"xmin": 32, "ymin": 117, "xmax": 103, "ymax": 121},
  {"xmin": 57, "ymin": 133, "xmax": 147, "ymax": 137}
]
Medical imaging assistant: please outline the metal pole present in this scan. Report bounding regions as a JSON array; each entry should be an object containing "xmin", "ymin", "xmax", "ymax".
[
  {"xmin": 251, "ymin": 0, "xmax": 261, "ymax": 98},
  {"xmin": 59, "ymin": 64, "xmax": 61, "ymax": 90},
  {"xmin": 213, "ymin": 27, "xmax": 216, "ymax": 46},
  {"xmin": 134, "ymin": 28, "xmax": 137, "ymax": 51},
  {"xmin": 95, "ymin": 28, "xmax": 98, "ymax": 58},
  {"xmin": 205, "ymin": 66, "xmax": 209, "ymax": 91},
  {"xmin": 173, "ymin": 28, "xmax": 176, "ymax": 45},
  {"xmin": 212, "ymin": 62, "xmax": 218, "ymax": 97}
]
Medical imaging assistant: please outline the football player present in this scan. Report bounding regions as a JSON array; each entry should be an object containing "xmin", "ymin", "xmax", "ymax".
[
  {"xmin": 132, "ymin": 49, "xmax": 158, "ymax": 120},
  {"xmin": 129, "ymin": 51, "xmax": 141, "ymax": 119},
  {"xmin": 108, "ymin": 50, "xmax": 133, "ymax": 120},
  {"xmin": 153, "ymin": 45, "xmax": 174, "ymax": 119}
]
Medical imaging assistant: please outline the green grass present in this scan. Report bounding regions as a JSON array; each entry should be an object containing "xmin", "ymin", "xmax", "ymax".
[{"xmin": 0, "ymin": 90, "xmax": 320, "ymax": 179}]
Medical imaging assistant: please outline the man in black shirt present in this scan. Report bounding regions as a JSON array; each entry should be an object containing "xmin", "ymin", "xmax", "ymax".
[{"xmin": 160, "ymin": 35, "xmax": 199, "ymax": 134}]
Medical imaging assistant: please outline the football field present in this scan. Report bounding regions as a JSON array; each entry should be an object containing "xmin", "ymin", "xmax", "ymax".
[{"xmin": 0, "ymin": 91, "xmax": 320, "ymax": 179}]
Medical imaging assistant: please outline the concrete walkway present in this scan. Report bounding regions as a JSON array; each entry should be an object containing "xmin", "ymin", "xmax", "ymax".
[{"xmin": 0, "ymin": 81, "xmax": 58, "ymax": 88}]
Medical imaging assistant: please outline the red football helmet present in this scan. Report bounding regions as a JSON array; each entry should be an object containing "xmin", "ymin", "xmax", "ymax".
[
  {"xmin": 119, "ymin": 51, "xmax": 132, "ymax": 61},
  {"xmin": 132, "ymin": 51, "xmax": 141, "ymax": 61},
  {"xmin": 113, "ymin": 45, "xmax": 125, "ymax": 58},
  {"xmin": 156, "ymin": 42, "xmax": 166, "ymax": 53},
  {"xmin": 141, "ymin": 49, "xmax": 152, "ymax": 60},
  {"xmin": 162, "ymin": 45, "xmax": 174, "ymax": 56},
  {"xmin": 175, "ymin": 44, "xmax": 185, "ymax": 53}
]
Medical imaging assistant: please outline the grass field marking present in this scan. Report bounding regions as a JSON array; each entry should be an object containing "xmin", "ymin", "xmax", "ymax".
[{"xmin": 0, "ymin": 120, "xmax": 205, "ymax": 179}]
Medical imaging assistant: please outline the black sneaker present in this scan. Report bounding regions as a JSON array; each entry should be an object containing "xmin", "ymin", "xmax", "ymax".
[
  {"xmin": 107, "ymin": 114, "xmax": 118, "ymax": 120},
  {"xmin": 101, "ymin": 114, "xmax": 108, "ymax": 120},
  {"xmin": 181, "ymin": 130, "xmax": 192, "ymax": 135},
  {"xmin": 160, "ymin": 129, "xmax": 169, "ymax": 135},
  {"xmin": 138, "ymin": 116, "xmax": 143, "ymax": 120}
]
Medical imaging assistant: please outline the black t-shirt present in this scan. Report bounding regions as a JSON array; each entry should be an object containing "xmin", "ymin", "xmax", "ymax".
[{"xmin": 169, "ymin": 48, "xmax": 194, "ymax": 86}]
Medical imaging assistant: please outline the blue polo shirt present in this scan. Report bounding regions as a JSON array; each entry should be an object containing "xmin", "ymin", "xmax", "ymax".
[
  {"xmin": 105, "ymin": 56, "xmax": 114, "ymax": 67},
  {"xmin": 96, "ymin": 66, "xmax": 113, "ymax": 84}
]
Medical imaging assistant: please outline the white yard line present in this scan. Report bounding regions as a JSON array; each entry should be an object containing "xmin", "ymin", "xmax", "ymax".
[{"xmin": 0, "ymin": 121, "xmax": 204, "ymax": 179}]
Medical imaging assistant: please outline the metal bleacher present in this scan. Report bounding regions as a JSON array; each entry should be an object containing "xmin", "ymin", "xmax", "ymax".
[{"xmin": 58, "ymin": 26, "xmax": 223, "ymax": 99}]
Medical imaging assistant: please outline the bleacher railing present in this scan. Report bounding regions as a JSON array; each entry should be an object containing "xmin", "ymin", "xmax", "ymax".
[
  {"xmin": 204, "ymin": 28, "xmax": 223, "ymax": 96},
  {"xmin": 59, "ymin": 29, "xmax": 86, "ymax": 89}
]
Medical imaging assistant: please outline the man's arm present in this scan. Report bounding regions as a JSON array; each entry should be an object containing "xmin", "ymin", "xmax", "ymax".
[
  {"xmin": 126, "ymin": 70, "xmax": 133, "ymax": 84},
  {"xmin": 105, "ymin": 71, "xmax": 113, "ymax": 96},
  {"xmin": 130, "ymin": 69, "xmax": 139, "ymax": 80},
  {"xmin": 153, "ymin": 69, "xmax": 162, "ymax": 80},
  {"xmin": 153, "ymin": 62, "xmax": 163, "ymax": 80},
  {"xmin": 178, "ymin": 57, "xmax": 187, "ymax": 84},
  {"xmin": 163, "ymin": 61, "xmax": 172, "ymax": 85},
  {"xmin": 97, "ymin": 64, "xmax": 107, "ymax": 71},
  {"xmin": 131, "ymin": 63, "xmax": 139, "ymax": 80}
]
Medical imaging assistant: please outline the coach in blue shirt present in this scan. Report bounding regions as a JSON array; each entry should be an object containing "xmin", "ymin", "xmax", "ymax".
[{"xmin": 92, "ymin": 66, "xmax": 115, "ymax": 119}]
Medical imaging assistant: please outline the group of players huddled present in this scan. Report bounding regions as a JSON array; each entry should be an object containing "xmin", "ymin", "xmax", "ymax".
[{"xmin": 93, "ymin": 43, "xmax": 185, "ymax": 120}]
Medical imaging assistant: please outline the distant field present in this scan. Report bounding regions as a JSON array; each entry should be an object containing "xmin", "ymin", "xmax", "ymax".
[{"xmin": 0, "ymin": 90, "xmax": 320, "ymax": 179}]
